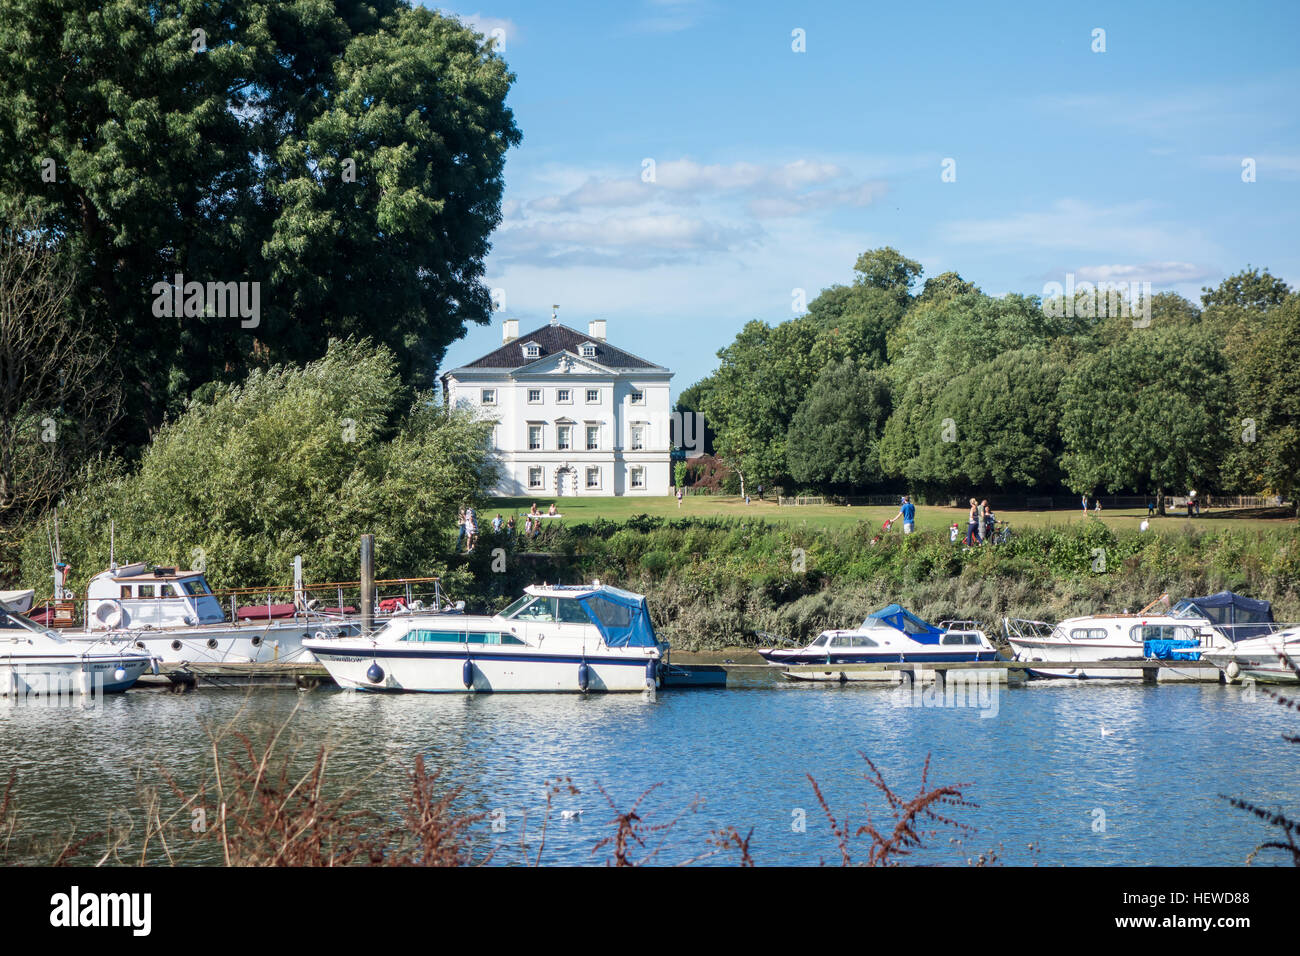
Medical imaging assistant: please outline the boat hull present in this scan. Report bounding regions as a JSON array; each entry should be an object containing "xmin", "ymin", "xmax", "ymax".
[
  {"xmin": 1, "ymin": 653, "xmax": 153, "ymax": 696},
  {"xmin": 305, "ymin": 641, "xmax": 660, "ymax": 693},
  {"xmin": 760, "ymin": 648, "xmax": 999, "ymax": 683},
  {"xmin": 60, "ymin": 620, "xmax": 349, "ymax": 666}
]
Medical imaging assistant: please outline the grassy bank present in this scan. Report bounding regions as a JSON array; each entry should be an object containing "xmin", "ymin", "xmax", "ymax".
[{"xmin": 456, "ymin": 514, "xmax": 1300, "ymax": 650}]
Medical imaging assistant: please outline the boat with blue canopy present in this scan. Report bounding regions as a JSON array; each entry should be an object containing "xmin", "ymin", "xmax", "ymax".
[
  {"xmin": 303, "ymin": 582, "xmax": 667, "ymax": 693},
  {"xmin": 757, "ymin": 604, "xmax": 997, "ymax": 680}
]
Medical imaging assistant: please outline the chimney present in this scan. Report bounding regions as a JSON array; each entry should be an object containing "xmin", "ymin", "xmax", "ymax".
[
  {"xmin": 502, "ymin": 318, "xmax": 519, "ymax": 344},
  {"xmin": 588, "ymin": 319, "xmax": 607, "ymax": 342}
]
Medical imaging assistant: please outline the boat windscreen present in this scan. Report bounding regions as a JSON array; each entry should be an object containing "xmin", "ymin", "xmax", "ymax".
[{"xmin": 863, "ymin": 604, "xmax": 943, "ymax": 644}]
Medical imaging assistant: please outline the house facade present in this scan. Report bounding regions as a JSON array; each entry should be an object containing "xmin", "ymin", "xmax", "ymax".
[{"xmin": 441, "ymin": 318, "xmax": 673, "ymax": 496}]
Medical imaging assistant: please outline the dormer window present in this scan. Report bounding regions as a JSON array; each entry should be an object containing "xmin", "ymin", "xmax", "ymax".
[
  {"xmin": 522, "ymin": 343, "xmax": 540, "ymax": 359},
  {"xmin": 580, "ymin": 342, "xmax": 597, "ymax": 358}
]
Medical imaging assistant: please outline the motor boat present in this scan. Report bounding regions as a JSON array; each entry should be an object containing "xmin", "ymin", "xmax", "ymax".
[
  {"xmin": 303, "ymin": 582, "xmax": 667, "ymax": 693},
  {"xmin": 758, "ymin": 605, "xmax": 998, "ymax": 682},
  {"xmin": 1200, "ymin": 629, "xmax": 1300, "ymax": 684},
  {"xmin": 1, "ymin": 604, "xmax": 156, "ymax": 697},
  {"xmin": 1005, "ymin": 592, "xmax": 1281, "ymax": 681},
  {"xmin": 54, "ymin": 563, "xmax": 350, "ymax": 666}
]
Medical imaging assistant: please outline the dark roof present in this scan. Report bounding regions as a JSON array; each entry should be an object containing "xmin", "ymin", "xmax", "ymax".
[{"xmin": 454, "ymin": 323, "xmax": 662, "ymax": 371}]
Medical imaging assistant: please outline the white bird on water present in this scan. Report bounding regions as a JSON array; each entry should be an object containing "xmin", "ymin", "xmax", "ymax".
[
  {"xmin": 1101, "ymin": 724, "xmax": 1115, "ymax": 738},
  {"xmin": 560, "ymin": 809, "xmax": 583, "ymax": 820}
]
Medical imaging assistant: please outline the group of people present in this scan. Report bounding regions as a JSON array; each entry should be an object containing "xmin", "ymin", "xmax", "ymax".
[
  {"xmin": 456, "ymin": 502, "xmax": 561, "ymax": 552},
  {"xmin": 963, "ymin": 498, "xmax": 998, "ymax": 546}
]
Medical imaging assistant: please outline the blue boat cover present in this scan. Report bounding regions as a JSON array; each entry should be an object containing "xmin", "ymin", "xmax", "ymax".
[
  {"xmin": 578, "ymin": 586, "xmax": 659, "ymax": 648},
  {"xmin": 1175, "ymin": 591, "xmax": 1274, "ymax": 640},
  {"xmin": 1144, "ymin": 639, "xmax": 1200, "ymax": 660},
  {"xmin": 863, "ymin": 604, "xmax": 943, "ymax": 644}
]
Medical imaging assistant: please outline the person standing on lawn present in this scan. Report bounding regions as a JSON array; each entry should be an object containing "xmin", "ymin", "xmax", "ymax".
[{"xmin": 889, "ymin": 496, "xmax": 916, "ymax": 535}]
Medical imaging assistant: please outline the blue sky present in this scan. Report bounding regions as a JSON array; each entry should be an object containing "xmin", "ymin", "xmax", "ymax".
[{"xmin": 432, "ymin": 0, "xmax": 1300, "ymax": 398}]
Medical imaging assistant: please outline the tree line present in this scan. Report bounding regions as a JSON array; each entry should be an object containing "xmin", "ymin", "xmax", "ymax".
[{"xmin": 678, "ymin": 249, "xmax": 1298, "ymax": 514}]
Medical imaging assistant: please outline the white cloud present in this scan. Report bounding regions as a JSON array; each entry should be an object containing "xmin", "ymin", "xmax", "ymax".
[{"xmin": 1072, "ymin": 262, "xmax": 1214, "ymax": 284}]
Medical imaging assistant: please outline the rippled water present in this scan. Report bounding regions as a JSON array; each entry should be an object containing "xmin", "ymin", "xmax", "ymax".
[{"xmin": 2, "ymin": 672, "xmax": 1296, "ymax": 866}]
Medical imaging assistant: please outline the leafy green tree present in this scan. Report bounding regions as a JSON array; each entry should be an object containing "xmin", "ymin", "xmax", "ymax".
[
  {"xmin": 1223, "ymin": 294, "xmax": 1300, "ymax": 514},
  {"xmin": 919, "ymin": 271, "xmax": 978, "ymax": 302},
  {"xmin": 852, "ymin": 247, "xmax": 923, "ymax": 303},
  {"xmin": 1059, "ymin": 327, "xmax": 1232, "ymax": 513},
  {"xmin": 786, "ymin": 359, "xmax": 890, "ymax": 491},
  {"xmin": 1201, "ymin": 267, "xmax": 1293, "ymax": 311},
  {"xmin": 0, "ymin": 1, "xmax": 520, "ymax": 445},
  {"xmin": 18, "ymin": 339, "xmax": 496, "ymax": 590}
]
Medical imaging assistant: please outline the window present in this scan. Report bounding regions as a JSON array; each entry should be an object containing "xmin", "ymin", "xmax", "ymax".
[
  {"xmin": 120, "ymin": 585, "xmax": 132, "ymax": 599},
  {"xmin": 811, "ymin": 634, "xmax": 829, "ymax": 647},
  {"xmin": 557, "ymin": 599, "xmax": 592, "ymax": 624},
  {"xmin": 1070, "ymin": 628, "xmax": 1108, "ymax": 642},
  {"xmin": 527, "ymin": 388, "xmax": 542, "ymax": 404},
  {"xmin": 630, "ymin": 389, "xmax": 644, "ymax": 405},
  {"xmin": 522, "ymin": 343, "xmax": 540, "ymax": 359},
  {"xmin": 586, "ymin": 425, "xmax": 599, "ymax": 450},
  {"xmin": 137, "ymin": 584, "xmax": 155, "ymax": 598},
  {"xmin": 630, "ymin": 424, "xmax": 645, "ymax": 450},
  {"xmin": 586, "ymin": 389, "xmax": 600, "ymax": 403},
  {"xmin": 402, "ymin": 630, "xmax": 524, "ymax": 645},
  {"xmin": 480, "ymin": 388, "xmax": 496, "ymax": 405},
  {"xmin": 557, "ymin": 388, "xmax": 571, "ymax": 404},
  {"xmin": 160, "ymin": 584, "xmax": 177, "ymax": 598},
  {"xmin": 181, "ymin": 578, "xmax": 209, "ymax": 597},
  {"xmin": 586, "ymin": 466, "xmax": 600, "ymax": 489},
  {"xmin": 581, "ymin": 343, "xmax": 597, "ymax": 358},
  {"xmin": 557, "ymin": 424, "xmax": 572, "ymax": 451},
  {"xmin": 528, "ymin": 425, "xmax": 543, "ymax": 450},
  {"xmin": 585, "ymin": 596, "xmax": 632, "ymax": 629},
  {"xmin": 509, "ymin": 597, "xmax": 556, "ymax": 622},
  {"xmin": 528, "ymin": 466, "xmax": 543, "ymax": 489},
  {"xmin": 630, "ymin": 466, "xmax": 645, "ymax": 489}
]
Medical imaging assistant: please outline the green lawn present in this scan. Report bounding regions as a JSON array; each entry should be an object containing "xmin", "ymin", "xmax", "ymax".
[{"xmin": 488, "ymin": 495, "xmax": 1295, "ymax": 533}]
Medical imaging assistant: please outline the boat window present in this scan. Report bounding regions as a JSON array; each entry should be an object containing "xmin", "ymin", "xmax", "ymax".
[
  {"xmin": 1070, "ymin": 628, "xmax": 1107, "ymax": 641},
  {"xmin": 509, "ymin": 597, "xmax": 556, "ymax": 623},
  {"xmin": 830, "ymin": 635, "xmax": 852, "ymax": 647},
  {"xmin": 556, "ymin": 599, "xmax": 592, "ymax": 625},
  {"xmin": 120, "ymin": 585, "xmax": 132, "ymax": 599},
  {"xmin": 181, "ymin": 578, "xmax": 210, "ymax": 597},
  {"xmin": 402, "ymin": 630, "xmax": 526, "ymax": 645},
  {"xmin": 852, "ymin": 635, "xmax": 877, "ymax": 647},
  {"xmin": 811, "ymin": 634, "xmax": 829, "ymax": 647},
  {"xmin": 1130, "ymin": 625, "xmax": 1164, "ymax": 643},
  {"xmin": 137, "ymin": 584, "xmax": 155, "ymax": 599},
  {"xmin": 965, "ymin": 633, "xmax": 983, "ymax": 646},
  {"xmin": 584, "ymin": 596, "xmax": 632, "ymax": 630},
  {"xmin": 160, "ymin": 584, "xmax": 178, "ymax": 598}
]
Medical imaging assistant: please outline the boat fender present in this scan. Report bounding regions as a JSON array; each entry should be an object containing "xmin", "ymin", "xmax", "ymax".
[
  {"xmin": 114, "ymin": 667, "xmax": 127, "ymax": 682},
  {"xmin": 1225, "ymin": 660, "xmax": 1240, "ymax": 680},
  {"xmin": 462, "ymin": 658, "xmax": 475, "ymax": 690},
  {"xmin": 577, "ymin": 661, "xmax": 590, "ymax": 692},
  {"xmin": 366, "ymin": 662, "xmax": 385, "ymax": 684},
  {"xmin": 645, "ymin": 660, "xmax": 657, "ymax": 688}
]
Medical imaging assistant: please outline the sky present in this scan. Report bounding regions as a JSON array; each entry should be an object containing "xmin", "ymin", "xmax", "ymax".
[{"xmin": 430, "ymin": 0, "xmax": 1300, "ymax": 398}]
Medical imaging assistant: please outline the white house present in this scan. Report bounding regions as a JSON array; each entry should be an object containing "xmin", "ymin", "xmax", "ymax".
[{"xmin": 441, "ymin": 317, "xmax": 674, "ymax": 496}]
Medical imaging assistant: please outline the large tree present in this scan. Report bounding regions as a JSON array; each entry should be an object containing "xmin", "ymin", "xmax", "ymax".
[
  {"xmin": 1223, "ymin": 294, "xmax": 1300, "ymax": 514},
  {"xmin": 0, "ymin": 1, "xmax": 520, "ymax": 445},
  {"xmin": 1059, "ymin": 327, "xmax": 1232, "ymax": 513},
  {"xmin": 786, "ymin": 358, "xmax": 890, "ymax": 491}
]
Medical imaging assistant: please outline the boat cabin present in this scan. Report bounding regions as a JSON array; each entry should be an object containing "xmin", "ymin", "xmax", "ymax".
[{"xmin": 85, "ymin": 563, "xmax": 226, "ymax": 630}]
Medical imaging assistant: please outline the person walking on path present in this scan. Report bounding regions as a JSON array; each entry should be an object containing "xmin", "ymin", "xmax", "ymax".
[
  {"xmin": 1081, "ymin": 494, "xmax": 1088, "ymax": 515},
  {"xmin": 676, "ymin": 487, "xmax": 684, "ymax": 509}
]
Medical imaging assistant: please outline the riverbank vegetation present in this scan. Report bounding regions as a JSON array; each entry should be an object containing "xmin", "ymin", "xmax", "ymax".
[{"xmin": 453, "ymin": 516, "xmax": 1300, "ymax": 649}]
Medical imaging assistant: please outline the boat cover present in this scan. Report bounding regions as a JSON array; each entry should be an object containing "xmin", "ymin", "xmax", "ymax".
[
  {"xmin": 1178, "ymin": 591, "xmax": 1274, "ymax": 640},
  {"xmin": 1144, "ymin": 639, "xmax": 1200, "ymax": 660},
  {"xmin": 578, "ymin": 586, "xmax": 659, "ymax": 648},
  {"xmin": 863, "ymin": 604, "xmax": 943, "ymax": 644}
]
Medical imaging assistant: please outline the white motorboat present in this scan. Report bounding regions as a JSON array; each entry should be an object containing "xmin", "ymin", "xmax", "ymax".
[
  {"xmin": 54, "ymin": 563, "xmax": 349, "ymax": 665},
  {"xmin": 1200, "ymin": 629, "xmax": 1300, "ymax": 684},
  {"xmin": 758, "ymin": 605, "xmax": 998, "ymax": 682},
  {"xmin": 303, "ymin": 582, "xmax": 667, "ymax": 693},
  {"xmin": 1005, "ymin": 592, "xmax": 1280, "ymax": 681},
  {"xmin": 2, "ymin": 604, "xmax": 155, "ymax": 697}
]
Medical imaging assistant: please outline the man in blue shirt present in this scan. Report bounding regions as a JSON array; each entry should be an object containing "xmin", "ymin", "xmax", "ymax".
[{"xmin": 890, "ymin": 495, "xmax": 916, "ymax": 534}]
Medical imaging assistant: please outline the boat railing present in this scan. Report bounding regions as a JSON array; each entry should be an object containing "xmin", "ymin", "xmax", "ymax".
[{"xmin": 29, "ymin": 575, "xmax": 450, "ymax": 630}]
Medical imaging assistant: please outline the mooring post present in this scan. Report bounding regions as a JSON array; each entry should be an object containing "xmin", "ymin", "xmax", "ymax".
[{"xmin": 360, "ymin": 534, "xmax": 375, "ymax": 633}]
